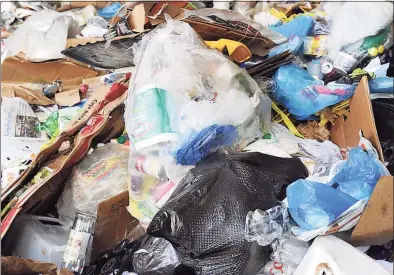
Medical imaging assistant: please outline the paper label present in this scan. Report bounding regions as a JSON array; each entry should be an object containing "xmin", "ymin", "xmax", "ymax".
[
  {"xmin": 62, "ymin": 229, "xmax": 91, "ymax": 270},
  {"xmin": 131, "ymin": 84, "xmax": 178, "ymax": 151}
]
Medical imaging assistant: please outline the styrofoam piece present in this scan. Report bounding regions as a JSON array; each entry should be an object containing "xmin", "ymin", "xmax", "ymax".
[{"xmin": 294, "ymin": 235, "xmax": 390, "ymax": 275}]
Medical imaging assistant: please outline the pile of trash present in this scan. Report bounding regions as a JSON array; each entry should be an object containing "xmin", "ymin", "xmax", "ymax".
[{"xmin": 1, "ymin": 1, "xmax": 393, "ymax": 275}]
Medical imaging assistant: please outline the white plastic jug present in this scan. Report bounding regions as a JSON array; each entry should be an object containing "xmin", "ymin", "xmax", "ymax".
[
  {"xmin": 3, "ymin": 214, "xmax": 70, "ymax": 269},
  {"xmin": 294, "ymin": 235, "xmax": 390, "ymax": 275}
]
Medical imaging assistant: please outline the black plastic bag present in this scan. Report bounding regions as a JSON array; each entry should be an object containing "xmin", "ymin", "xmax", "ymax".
[
  {"xmin": 148, "ymin": 152, "xmax": 308, "ymax": 275},
  {"xmin": 372, "ymin": 98, "xmax": 394, "ymax": 174}
]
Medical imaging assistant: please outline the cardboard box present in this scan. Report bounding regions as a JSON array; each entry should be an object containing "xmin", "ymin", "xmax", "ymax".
[
  {"xmin": 93, "ymin": 191, "xmax": 139, "ymax": 258},
  {"xmin": 331, "ymin": 77, "xmax": 384, "ymax": 161},
  {"xmin": 350, "ymin": 176, "xmax": 394, "ymax": 246},
  {"xmin": 1, "ymin": 56, "xmax": 98, "ymax": 86},
  {"xmin": 330, "ymin": 76, "xmax": 393, "ymax": 245}
]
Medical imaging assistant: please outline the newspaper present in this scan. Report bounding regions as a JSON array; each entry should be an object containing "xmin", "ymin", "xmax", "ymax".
[{"xmin": 1, "ymin": 97, "xmax": 48, "ymax": 169}]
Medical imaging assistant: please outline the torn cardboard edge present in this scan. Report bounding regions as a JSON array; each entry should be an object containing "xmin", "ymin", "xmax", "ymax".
[
  {"xmin": 1, "ymin": 56, "xmax": 99, "ymax": 86},
  {"xmin": 1, "ymin": 82, "xmax": 56, "ymax": 106},
  {"xmin": 1, "ymin": 256, "xmax": 74, "ymax": 275}
]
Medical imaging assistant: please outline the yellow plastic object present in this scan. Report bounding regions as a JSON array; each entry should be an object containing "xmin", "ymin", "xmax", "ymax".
[
  {"xmin": 271, "ymin": 102, "xmax": 304, "ymax": 138},
  {"xmin": 317, "ymin": 99, "xmax": 350, "ymax": 127},
  {"xmin": 205, "ymin": 39, "xmax": 252, "ymax": 63}
]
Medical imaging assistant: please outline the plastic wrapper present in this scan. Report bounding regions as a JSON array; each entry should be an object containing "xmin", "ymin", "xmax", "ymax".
[
  {"xmin": 268, "ymin": 36, "xmax": 303, "ymax": 57},
  {"xmin": 272, "ymin": 63, "xmax": 355, "ymax": 119},
  {"xmin": 331, "ymin": 147, "xmax": 390, "ymax": 200},
  {"xmin": 147, "ymin": 152, "xmax": 308, "ymax": 275},
  {"xmin": 125, "ymin": 18, "xmax": 271, "ymax": 167},
  {"xmin": 3, "ymin": 10, "xmax": 75, "ymax": 62},
  {"xmin": 57, "ymin": 143, "xmax": 129, "ymax": 225},
  {"xmin": 313, "ymin": 16, "xmax": 330, "ymax": 35},
  {"xmin": 133, "ymin": 236, "xmax": 180, "ymax": 275},
  {"xmin": 258, "ymin": 238, "xmax": 309, "ymax": 274},
  {"xmin": 98, "ymin": 2, "xmax": 122, "ymax": 19},
  {"xmin": 245, "ymin": 203, "xmax": 289, "ymax": 246},
  {"xmin": 287, "ymin": 179, "xmax": 358, "ymax": 230},
  {"xmin": 269, "ymin": 15, "xmax": 314, "ymax": 40}
]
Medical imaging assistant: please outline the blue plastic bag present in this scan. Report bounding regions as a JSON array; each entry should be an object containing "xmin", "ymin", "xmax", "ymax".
[
  {"xmin": 287, "ymin": 180, "xmax": 357, "ymax": 230},
  {"xmin": 331, "ymin": 147, "xmax": 389, "ymax": 200},
  {"xmin": 175, "ymin": 124, "xmax": 237, "ymax": 165},
  {"xmin": 273, "ymin": 63, "xmax": 355, "ymax": 119},
  {"xmin": 98, "ymin": 2, "xmax": 122, "ymax": 19},
  {"xmin": 269, "ymin": 16, "xmax": 314, "ymax": 40},
  {"xmin": 368, "ymin": 77, "xmax": 394, "ymax": 94},
  {"xmin": 268, "ymin": 36, "xmax": 303, "ymax": 57}
]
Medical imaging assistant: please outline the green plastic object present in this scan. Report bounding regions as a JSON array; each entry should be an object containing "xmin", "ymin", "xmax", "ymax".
[
  {"xmin": 361, "ymin": 28, "xmax": 390, "ymax": 51},
  {"xmin": 39, "ymin": 111, "xmax": 60, "ymax": 138}
]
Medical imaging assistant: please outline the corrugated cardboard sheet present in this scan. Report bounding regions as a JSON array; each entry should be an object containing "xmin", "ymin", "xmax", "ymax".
[{"xmin": 2, "ymin": 56, "xmax": 98, "ymax": 86}]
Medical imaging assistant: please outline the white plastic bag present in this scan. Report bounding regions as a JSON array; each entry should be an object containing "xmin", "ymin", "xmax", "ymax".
[{"xmin": 4, "ymin": 10, "xmax": 74, "ymax": 61}]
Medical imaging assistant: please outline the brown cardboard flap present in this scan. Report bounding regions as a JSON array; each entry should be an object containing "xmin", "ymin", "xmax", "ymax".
[
  {"xmin": 331, "ymin": 76, "xmax": 384, "ymax": 161},
  {"xmin": 55, "ymin": 89, "xmax": 81, "ymax": 107},
  {"xmin": 1, "ymin": 83, "xmax": 55, "ymax": 106},
  {"xmin": 351, "ymin": 176, "xmax": 394, "ymax": 246},
  {"xmin": 93, "ymin": 191, "xmax": 139, "ymax": 258},
  {"xmin": 1, "ymin": 57, "xmax": 98, "ymax": 86}
]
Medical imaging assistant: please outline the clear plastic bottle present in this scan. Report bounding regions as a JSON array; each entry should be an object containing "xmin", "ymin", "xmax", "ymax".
[
  {"xmin": 61, "ymin": 212, "xmax": 96, "ymax": 274},
  {"xmin": 129, "ymin": 154, "xmax": 167, "ymax": 180}
]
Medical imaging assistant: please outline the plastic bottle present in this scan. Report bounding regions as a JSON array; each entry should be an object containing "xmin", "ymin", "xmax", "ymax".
[
  {"xmin": 129, "ymin": 154, "xmax": 167, "ymax": 180},
  {"xmin": 62, "ymin": 212, "xmax": 96, "ymax": 274}
]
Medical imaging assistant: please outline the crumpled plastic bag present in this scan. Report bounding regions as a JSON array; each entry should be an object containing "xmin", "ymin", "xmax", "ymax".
[
  {"xmin": 57, "ymin": 143, "xmax": 129, "ymax": 225},
  {"xmin": 331, "ymin": 147, "xmax": 390, "ymax": 200},
  {"xmin": 133, "ymin": 236, "xmax": 180, "ymax": 275},
  {"xmin": 272, "ymin": 63, "xmax": 355, "ymax": 119},
  {"xmin": 3, "ymin": 10, "xmax": 75, "ymax": 62},
  {"xmin": 269, "ymin": 15, "xmax": 314, "ymax": 40},
  {"xmin": 245, "ymin": 203, "xmax": 289, "ymax": 246},
  {"xmin": 287, "ymin": 179, "xmax": 358, "ymax": 230}
]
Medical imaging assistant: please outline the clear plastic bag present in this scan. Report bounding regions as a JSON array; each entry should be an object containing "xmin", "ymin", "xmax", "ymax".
[
  {"xmin": 57, "ymin": 143, "xmax": 129, "ymax": 225},
  {"xmin": 287, "ymin": 179, "xmax": 358, "ymax": 230},
  {"xmin": 125, "ymin": 18, "xmax": 271, "ymax": 160},
  {"xmin": 245, "ymin": 203, "xmax": 289, "ymax": 246},
  {"xmin": 3, "ymin": 10, "xmax": 73, "ymax": 62},
  {"xmin": 331, "ymin": 147, "xmax": 390, "ymax": 200},
  {"xmin": 272, "ymin": 63, "xmax": 355, "ymax": 119}
]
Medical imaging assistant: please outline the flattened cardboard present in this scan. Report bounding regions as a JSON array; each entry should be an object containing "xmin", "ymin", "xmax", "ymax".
[
  {"xmin": 55, "ymin": 89, "xmax": 81, "ymax": 107},
  {"xmin": 1, "ymin": 83, "xmax": 55, "ymax": 106},
  {"xmin": 1, "ymin": 256, "xmax": 73, "ymax": 275},
  {"xmin": 1, "ymin": 57, "xmax": 98, "ymax": 86},
  {"xmin": 351, "ymin": 176, "xmax": 394, "ymax": 246},
  {"xmin": 93, "ymin": 191, "xmax": 139, "ymax": 258},
  {"xmin": 331, "ymin": 76, "xmax": 384, "ymax": 161},
  {"xmin": 329, "ymin": 77, "xmax": 392, "ymax": 246}
]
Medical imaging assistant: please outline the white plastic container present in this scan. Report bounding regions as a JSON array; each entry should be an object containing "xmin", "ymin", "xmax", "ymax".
[
  {"xmin": 3, "ymin": 215, "xmax": 70, "ymax": 269},
  {"xmin": 294, "ymin": 235, "xmax": 390, "ymax": 275}
]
